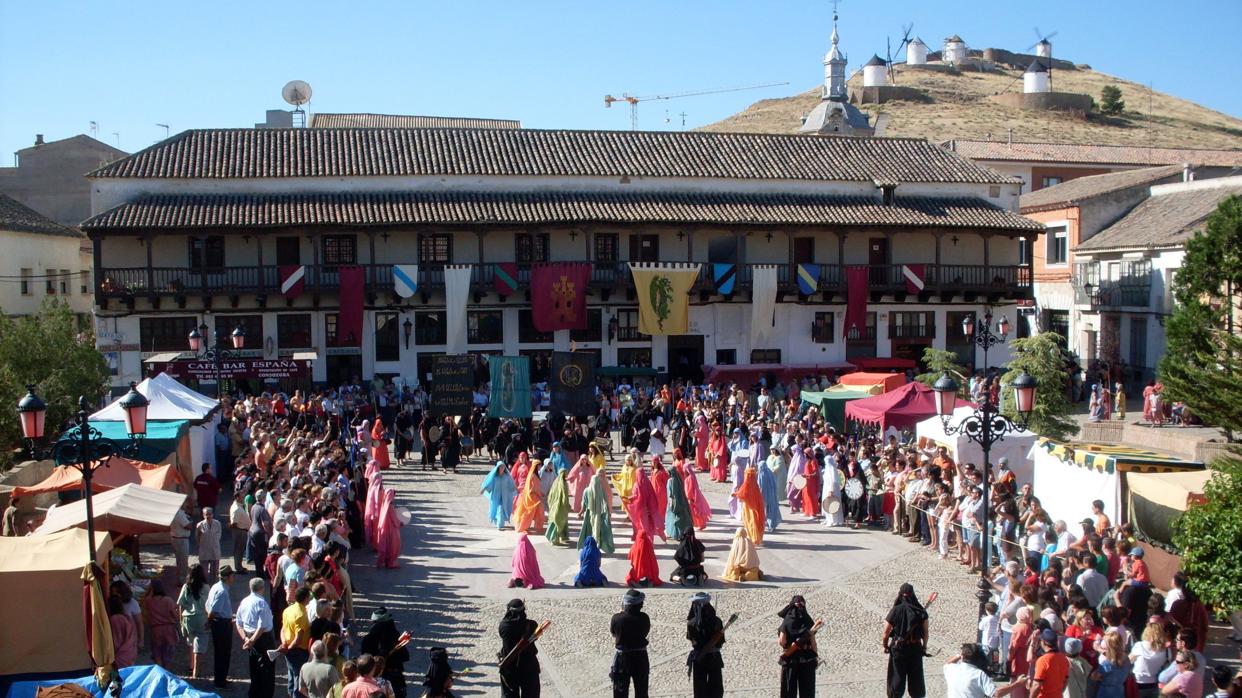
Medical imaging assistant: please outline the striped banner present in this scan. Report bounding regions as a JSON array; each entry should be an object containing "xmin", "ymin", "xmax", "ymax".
[
  {"xmin": 279, "ymin": 265, "xmax": 305, "ymax": 299},
  {"xmin": 796, "ymin": 263, "xmax": 820, "ymax": 295},
  {"xmin": 902, "ymin": 264, "xmax": 926, "ymax": 294},
  {"xmin": 393, "ymin": 264, "xmax": 419, "ymax": 298},
  {"xmin": 494, "ymin": 262, "xmax": 519, "ymax": 297},
  {"xmin": 712, "ymin": 263, "xmax": 736, "ymax": 295}
]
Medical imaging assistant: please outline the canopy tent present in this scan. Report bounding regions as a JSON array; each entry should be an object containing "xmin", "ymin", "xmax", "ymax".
[
  {"xmin": 801, "ymin": 385, "xmax": 875, "ymax": 431},
  {"xmin": 5, "ymin": 664, "xmax": 215, "ymax": 698},
  {"xmin": 701, "ymin": 362, "xmax": 854, "ymax": 389},
  {"xmin": 10, "ymin": 458, "xmax": 182, "ymax": 499},
  {"xmin": 848, "ymin": 357, "xmax": 917, "ymax": 371},
  {"xmin": 59, "ymin": 420, "xmax": 193, "ymax": 490},
  {"xmin": 1027, "ymin": 438, "xmax": 1204, "ymax": 532},
  {"xmin": 36, "ymin": 484, "xmax": 187, "ymax": 537},
  {"xmin": 837, "ymin": 371, "xmax": 907, "ymax": 393},
  {"xmin": 0, "ymin": 529, "xmax": 112, "ymax": 676},
  {"xmin": 1126, "ymin": 468, "xmax": 1214, "ymax": 546},
  {"xmin": 846, "ymin": 382, "xmax": 972, "ymax": 434},
  {"xmin": 915, "ymin": 407, "xmax": 1037, "ymax": 484},
  {"xmin": 91, "ymin": 373, "xmax": 220, "ymax": 475}
]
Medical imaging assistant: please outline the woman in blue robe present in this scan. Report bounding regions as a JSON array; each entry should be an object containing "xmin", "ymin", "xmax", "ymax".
[
  {"xmin": 758, "ymin": 456, "xmax": 784, "ymax": 532},
  {"xmin": 480, "ymin": 460, "xmax": 517, "ymax": 530},
  {"xmin": 573, "ymin": 535, "xmax": 608, "ymax": 587},
  {"xmin": 547, "ymin": 442, "xmax": 569, "ymax": 474}
]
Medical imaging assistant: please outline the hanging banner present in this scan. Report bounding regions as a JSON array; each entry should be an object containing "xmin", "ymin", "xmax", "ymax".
[
  {"xmin": 531, "ymin": 262, "xmax": 591, "ymax": 332},
  {"xmin": 431, "ymin": 354, "xmax": 474, "ymax": 416},
  {"xmin": 843, "ymin": 265, "xmax": 869, "ymax": 338},
  {"xmin": 750, "ymin": 265, "xmax": 779, "ymax": 348},
  {"xmin": 902, "ymin": 264, "xmax": 926, "ymax": 294},
  {"xmin": 550, "ymin": 351, "xmax": 598, "ymax": 416},
  {"xmin": 444, "ymin": 265, "xmax": 473, "ymax": 354},
  {"xmin": 796, "ymin": 263, "xmax": 820, "ymax": 296},
  {"xmin": 488, "ymin": 355, "xmax": 532, "ymax": 419},
  {"xmin": 279, "ymin": 265, "xmax": 306, "ymax": 300},
  {"xmin": 154, "ymin": 358, "xmax": 310, "ymax": 381},
  {"xmin": 712, "ymin": 263, "xmax": 736, "ymax": 295},
  {"xmin": 393, "ymin": 264, "xmax": 419, "ymax": 298},
  {"xmin": 336, "ymin": 265, "xmax": 365, "ymax": 346},
  {"xmin": 629, "ymin": 263, "xmax": 702, "ymax": 335},
  {"xmin": 494, "ymin": 262, "xmax": 519, "ymax": 298}
]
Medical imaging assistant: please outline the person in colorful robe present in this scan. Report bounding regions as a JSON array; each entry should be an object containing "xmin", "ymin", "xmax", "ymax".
[
  {"xmin": 579, "ymin": 468, "xmax": 616, "ymax": 554},
  {"xmin": 545, "ymin": 470, "xmax": 571, "ymax": 546},
  {"xmin": 684, "ymin": 461, "xmax": 713, "ymax": 530},
  {"xmin": 627, "ymin": 467, "xmax": 664, "ymax": 541},
  {"xmin": 721, "ymin": 527, "xmax": 762, "ymax": 582},
  {"xmin": 665, "ymin": 463, "xmax": 694, "ymax": 541},
  {"xmin": 371, "ymin": 418, "xmax": 391, "ymax": 470},
  {"xmin": 509, "ymin": 533, "xmax": 544, "ymax": 589},
  {"xmin": 574, "ymin": 535, "xmax": 608, "ymax": 587},
  {"xmin": 786, "ymin": 447, "xmax": 807, "ymax": 514},
  {"xmin": 511, "ymin": 452, "xmax": 532, "ymax": 493},
  {"xmin": 735, "ymin": 467, "xmax": 767, "ymax": 546},
  {"xmin": 566, "ymin": 454, "xmax": 594, "ymax": 515},
  {"xmin": 801, "ymin": 450, "xmax": 822, "ymax": 518},
  {"xmin": 612, "ymin": 452, "xmax": 639, "ymax": 502},
  {"xmin": 511, "ymin": 466, "xmax": 547, "ymax": 535},
  {"xmin": 374, "ymin": 488, "xmax": 402, "ymax": 568},
  {"xmin": 694, "ymin": 413, "xmax": 710, "ymax": 472},
  {"xmin": 650, "ymin": 457, "xmax": 670, "ymax": 530},
  {"xmin": 758, "ymin": 457, "xmax": 784, "ymax": 533},
  {"xmin": 481, "ymin": 460, "xmax": 518, "ymax": 530},
  {"xmin": 625, "ymin": 529, "xmax": 662, "ymax": 587},
  {"xmin": 708, "ymin": 426, "xmax": 729, "ymax": 483}
]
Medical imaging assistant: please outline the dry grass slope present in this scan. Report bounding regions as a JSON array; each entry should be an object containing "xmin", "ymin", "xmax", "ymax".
[{"xmin": 701, "ymin": 64, "xmax": 1242, "ymax": 150}]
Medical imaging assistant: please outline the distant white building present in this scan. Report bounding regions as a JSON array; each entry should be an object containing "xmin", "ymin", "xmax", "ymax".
[
  {"xmin": 943, "ymin": 35, "xmax": 968, "ymax": 65},
  {"xmin": 907, "ymin": 37, "xmax": 928, "ymax": 66},
  {"xmin": 1024, "ymin": 59, "xmax": 1051, "ymax": 94},
  {"xmin": 1035, "ymin": 38, "xmax": 1052, "ymax": 59},
  {"xmin": 862, "ymin": 55, "xmax": 888, "ymax": 88}
]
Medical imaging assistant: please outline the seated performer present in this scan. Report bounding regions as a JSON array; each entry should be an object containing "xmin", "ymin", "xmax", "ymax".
[
  {"xmin": 625, "ymin": 529, "xmax": 662, "ymax": 587},
  {"xmin": 574, "ymin": 535, "xmax": 609, "ymax": 587},
  {"xmin": 670, "ymin": 528, "xmax": 707, "ymax": 586},
  {"xmin": 509, "ymin": 533, "xmax": 545, "ymax": 589},
  {"xmin": 721, "ymin": 527, "xmax": 763, "ymax": 582}
]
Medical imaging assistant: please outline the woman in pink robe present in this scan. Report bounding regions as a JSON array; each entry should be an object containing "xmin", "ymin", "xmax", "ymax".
[
  {"xmin": 374, "ymin": 488, "xmax": 402, "ymax": 568},
  {"xmin": 650, "ymin": 457, "xmax": 670, "ymax": 529},
  {"xmin": 364, "ymin": 458, "xmax": 381, "ymax": 484},
  {"xmin": 566, "ymin": 455, "xmax": 594, "ymax": 515},
  {"xmin": 683, "ymin": 462, "xmax": 712, "ymax": 529},
  {"xmin": 512, "ymin": 452, "xmax": 532, "ymax": 493},
  {"xmin": 509, "ymin": 533, "xmax": 544, "ymax": 589},
  {"xmin": 364, "ymin": 472, "xmax": 384, "ymax": 548},
  {"xmin": 694, "ymin": 413, "xmax": 710, "ymax": 472},
  {"xmin": 626, "ymin": 467, "xmax": 664, "ymax": 540}
]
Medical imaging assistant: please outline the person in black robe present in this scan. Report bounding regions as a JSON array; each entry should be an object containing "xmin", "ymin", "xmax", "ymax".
[
  {"xmin": 670, "ymin": 529, "xmax": 707, "ymax": 586},
  {"xmin": 498, "ymin": 599, "xmax": 540, "ymax": 698},
  {"xmin": 394, "ymin": 408, "xmax": 415, "ymax": 465},
  {"xmin": 845, "ymin": 458, "xmax": 868, "ymax": 527},
  {"xmin": 419, "ymin": 413, "xmax": 440, "ymax": 470},
  {"xmin": 686, "ymin": 592, "xmax": 725, "ymax": 698},
  {"xmin": 881, "ymin": 583, "xmax": 928, "ymax": 698},
  {"xmin": 440, "ymin": 417, "xmax": 461, "ymax": 473},
  {"xmin": 422, "ymin": 646, "xmax": 456, "ymax": 698},
  {"xmin": 360, "ymin": 607, "xmax": 410, "ymax": 698},
  {"xmin": 777, "ymin": 595, "xmax": 817, "ymax": 698}
]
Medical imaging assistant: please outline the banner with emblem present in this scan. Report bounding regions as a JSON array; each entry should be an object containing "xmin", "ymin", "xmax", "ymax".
[
  {"xmin": 279, "ymin": 265, "xmax": 305, "ymax": 300},
  {"xmin": 488, "ymin": 355, "xmax": 532, "ymax": 419},
  {"xmin": 628, "ymin": 263, "xmax": 702, "ymax": 335},
  {"xmin": 796, "ymin": 263, "xmax": 820, "ymax": 296},
  {"xmin": 494, "ymin": 262, "xmax": 519, "ymax": 298},
  {"xmin": 550, "ymin": 351, "xmax": 597, "ymax": 416},
  {"xmin": 393, "ymin": 264, "xmax": 419, "ymax": 298},
  {"xmin": 712, "ymin": 263, "xmax": 736, "ymax": 295},
  {"xmin": 530, "ymin": 262, "xmax": 591, "ymax": 333}
]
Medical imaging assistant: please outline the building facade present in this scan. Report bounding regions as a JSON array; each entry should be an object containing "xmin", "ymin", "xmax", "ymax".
[
  {"xmin": 0, "ymin": 193, "xmax": 94, "ymax": 317},
  {"xmin": 0, "ymin": 134, "xmax": 128, "ymax": 227},
  {"xmin": 83, "ymin": 128, "xmax": 1038, "ymax": 392}
]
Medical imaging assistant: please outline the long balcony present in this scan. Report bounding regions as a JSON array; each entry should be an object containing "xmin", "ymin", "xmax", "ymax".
[{"xmin": 97, "ymin": 262, "xmax": 1032, "ymax": 301}]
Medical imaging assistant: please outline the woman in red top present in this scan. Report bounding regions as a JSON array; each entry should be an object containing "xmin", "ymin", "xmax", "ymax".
[
  {"xmin": 801, "ymin": 454, "xmax": 822, "ymax": 518},
  {"xmin": 1064, "ymin": 609, "xmax": 1103, "ymax": 667}
]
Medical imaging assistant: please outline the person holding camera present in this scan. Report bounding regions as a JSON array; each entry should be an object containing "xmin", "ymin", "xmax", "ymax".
[{"xmin": 944, "ymin": 642, "xmax": 1019, "ymax": 697}]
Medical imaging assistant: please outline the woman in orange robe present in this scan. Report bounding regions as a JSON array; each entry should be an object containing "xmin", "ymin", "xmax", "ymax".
[
  {"xmin": 801, "ymin": 454, "xmax": 822, "ymax": 518},
  {"xmin": 511, "ymin": 465, "xmax": 546, "ymax": 534},
  {"xmin": 735, "ymin": 466, "xmax": 767, "ymax": 546},
  {"xmin": 708, "ymin": 426, "xmax": 729, "ymax": 483}
]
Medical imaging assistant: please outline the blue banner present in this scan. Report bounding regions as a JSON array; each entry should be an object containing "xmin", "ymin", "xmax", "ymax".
[
  {"xmin": 796, "ymin": 263, "xmax": 820, "ymax": 295},
  {"xmin": 712, "ymin": 263, "xmax": 736, "ymax": 295},
  {"xmin": 488, "ymin": 355, "xmax": 532, "ymax": 419}
]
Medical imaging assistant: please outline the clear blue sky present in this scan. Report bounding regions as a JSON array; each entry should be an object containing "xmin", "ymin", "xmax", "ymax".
[{"xmin": 1, "ymin": 0, "xmax": 1239, "ymax": 160}]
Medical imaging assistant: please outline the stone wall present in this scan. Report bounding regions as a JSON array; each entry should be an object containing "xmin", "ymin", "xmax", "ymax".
[
  {"xmin": 856, "ymin": 85, "xmax": 933, "ymax": 105},
  {"xmin": 990, "ymin": 92, "xmax": 1093, "ymax": 117}
]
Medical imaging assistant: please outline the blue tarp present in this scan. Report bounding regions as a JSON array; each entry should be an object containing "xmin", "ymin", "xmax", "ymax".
[
  {"xmin": 58, "ymin": 420, "xmax": 188, "ymax": 465},
  {"xmin": 5, "ymin": 665, "xmax": 217, "ymax": 698}
]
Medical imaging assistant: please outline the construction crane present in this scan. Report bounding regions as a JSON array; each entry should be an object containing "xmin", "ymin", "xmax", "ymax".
[{"xmin": 604, "ymin": 81, "xmax": 790, "ymax": 130}]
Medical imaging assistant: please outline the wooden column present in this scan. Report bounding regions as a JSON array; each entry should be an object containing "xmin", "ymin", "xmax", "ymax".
[
  {"xmin": 92, "ymin": 236, "xmax": 104, "ymax": 309},
  {"xmin": 934, "ymin": 231, "xmax": 943, "ymax": 289},
  {"xmin": 368, "ymin": 231, "xmax": 377, "ymax": 285},
  {"xmin": 837, "ymin": 231, "xmax": 846, "ymax": 282},
  {"xmin": 256, "ymin": 233, "xmax": 265, "ymax": 292},
  {"xmin": 686, "ymin": 230, "xmax": 694, "ymax": 261},
  {"xmin": 310, "ymin": 233, "xmax": 320, "ymax": 288},
  {"xmin": 983, "ymin": 234, "xmax": 991, "ymax": 283},
  {"xmin": 144, "ymin": 234, "xmax": 154, "ymax": 293},
  {"xmin": 476, "ymin": 230, "xmax": 485, "ymax": 264}
]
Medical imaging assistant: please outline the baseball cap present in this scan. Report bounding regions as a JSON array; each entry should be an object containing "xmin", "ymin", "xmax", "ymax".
[
  {"xmin": 1129, "ymin": 547, "xmax": 1145, "ymax": 558},
  {"xmin": 1040, "ymin": 629, "xmax": 1058, "ymax": 645},
  {"xmin": 1063, "ymin": 637, "xmax": 1082, "ymax": 656}
]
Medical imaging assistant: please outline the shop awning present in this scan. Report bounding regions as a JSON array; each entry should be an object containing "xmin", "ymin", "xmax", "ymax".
[
  {"xmin": 36, "ymin": 484, "xmax": 187, "ymax": 537},
  {"xmin": 846, "ymin": 382, "xmax": 975, "ymax": 432},
  {"xmin": 837, "ymin": 371, "xmax": 907, "ymax": 393},
  {"xmin": 1032, "ymin": 438, "xmax": 1205, "ymax": 474},
  {"xmin": 10, "ymin": 458, "xmax": 181, "ymax": 499},
  {"xmin": 59, "ymin": 419, "xmax": 188, "ymax": 465}
]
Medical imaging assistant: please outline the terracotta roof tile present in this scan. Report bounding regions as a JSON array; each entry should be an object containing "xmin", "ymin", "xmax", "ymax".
[
  {"xmin": 945, "ymin": 139, "xmax": 1242, "ymax": 167},
  {"xmin": 1019, "ymin": 165, "xmax": 1184, "ymax": 212},
  {"xmin": 309, "ymin": 113, "xmax": 521, "ymax": 129},
  {"xmin": 91, "ymin": 128, "xmax": 1015, "ymax": 184},
  {"xmin": 82, "ymin": 190, "xmax": 1042, "ymax": 232},
  {"xmin": 0, "ymin": 193, "xmax": 82, "ymax": 237},
  {"xmin": 1077, "ymin": 182, "xmax": 1242, "ymax": 251}
]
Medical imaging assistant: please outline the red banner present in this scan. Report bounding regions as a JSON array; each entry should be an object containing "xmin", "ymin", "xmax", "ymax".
[
  {"xmin": 336, "ymin": 266, "xmax": 365, "ymax": 347},
  {"xmin": 530, "ymin": 262, "xmax": 591, "ymax": 332},
  {"xmin": 154, "ymin": 359, "xmax": 310, "ymax": 380},
  {"xmin": 843, "ymin": 265, "xmax": 869, "ymax": 338}
]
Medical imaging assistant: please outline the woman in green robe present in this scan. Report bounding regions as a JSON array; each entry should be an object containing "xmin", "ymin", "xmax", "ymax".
[
  {"xmin": 666, "ymin": 463, "xmax": 694, "ymax": 541},
  {"xmin": 578, "ymin": 468, "xmax": 615, "ymax": 554},
  {"xmin": 545, "ymin": 470, "xmax": 572, "ymax": 545}
]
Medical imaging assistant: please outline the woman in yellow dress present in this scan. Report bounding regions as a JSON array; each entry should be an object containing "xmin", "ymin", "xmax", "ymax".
[
  {"xmin": 611, "ymin": 451, "xmax": 639, "ymax": 503},
  {"xmin": 721, "ymin": 527, "xmax": 763, "ymax": 582}
]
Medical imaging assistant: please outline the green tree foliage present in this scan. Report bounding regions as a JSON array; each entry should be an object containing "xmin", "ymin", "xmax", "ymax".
[
  {"xmin": 1158, "ymin": 195, "xmax": 1242, "ymax": 441},
  {"xmin": 0, "ymin": 300, "xmax": 110, "ymax": 466},
  {"xmin": 915, "ymin": 347, "xmax": 970, "ymax": 396},
  {"xmin": 1171, "ymin": 454, "xmax": 1242, "ymax": 616},
  {"xmin": 1001, "ymin": 332, "xmax": 1078, "ymax": 441},
  {"xmin": 1099, "ymin": 85, "xmax": 1125, "ymax": 115}
]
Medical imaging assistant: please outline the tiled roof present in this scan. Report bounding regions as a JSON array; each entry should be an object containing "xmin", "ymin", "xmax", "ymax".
[
  {"xmin": 945, "ymin": 139, "xmax": 1242, "ymax": 167},
  {"xmin": 0, "ymin": 193, "xmax": 82, "ymax": 237},
  {"xmin": 1019, "ymin": 165, "xmax": 1184, "ymax": 212},
  {"xmin": 1077, "ymin": 182, "xmax": 1242, "ymax": 251},
  {"xmin": 90, "ymin": 128, "xmax": 1014, "ymax": 184},
  {"xmin": 82, "ymin": 190, "xmax": 1042, "ymax": 232},
  {"xmin": 309, "ymin": 113, "xmax": 521, "ymax": 129}
]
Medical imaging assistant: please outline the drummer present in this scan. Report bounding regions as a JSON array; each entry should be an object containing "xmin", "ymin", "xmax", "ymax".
[{"xmin": 822, "ymin": 450, "xmax": 844, "ymax": 527}]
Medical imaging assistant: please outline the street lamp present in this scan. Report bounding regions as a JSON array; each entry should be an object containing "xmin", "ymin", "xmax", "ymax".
[
  {"xmin": 188, "ymin": 324, "xmax": 245, "ymax": 396},
  {"xmin": 17, "ymin": 383, "xmax": 148, "ymax": 561},
  {"xmin": 933, "ymin": 307, "xmax": 1036, "ymax": 645}
]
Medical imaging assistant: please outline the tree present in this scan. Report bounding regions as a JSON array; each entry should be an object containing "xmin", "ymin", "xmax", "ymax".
[
  {"xmin": 915, "ymin": 347, "xmax": 970, "ymax": 397},
  {"xmin": 1171, "ymin": 454, "xmax": 1242, "ymax": 617},
  {"xmin": 1158, "ymin": 195, "xmax": 1242, "ymax": 441},
  {"xmin": 0, "ymin": 300, "xmax": 110, "ymax": 466},
  {"xmin": 1099, "ymin": 85, "xmax": 1125, "ymax": 115},
  {"xmin": 1001, "ymin": 332, "xmax": 1078, "ymax": 441}
]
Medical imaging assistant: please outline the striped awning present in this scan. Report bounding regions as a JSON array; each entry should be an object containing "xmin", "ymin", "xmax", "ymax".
[{"xmin": 1034, "ymin": 437, "xmax": 1204, "ymax": 474}]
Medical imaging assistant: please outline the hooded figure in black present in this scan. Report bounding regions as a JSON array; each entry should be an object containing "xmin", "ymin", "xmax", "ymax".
[
  {"xmin": 777, "ymin": 595, "xmax": 817, "ymax": 698},
  {"xmin": 422, "ymin": 646, "xmax": 455, "ymax": 698},
  {"xmin": 609, "ymin": 589, "xmax": 651, "ymax": 698},
  {"xmin": 881, "ymin": 583, "xmax": 928, "ymax": 698},
  {"xmin": 360, "ymin": 607, "xmax": 409, "ymax": 698},
  {"xmin": 498, "ymin": 599, "xmax": 540, "ymax": 697},
  {"xmin": 670, "ymin": 528, "xmax": 707, "ymax": 585},
  {"xmin": 685, "ymin": 592, "xmax": 725, "ymax": 698}
]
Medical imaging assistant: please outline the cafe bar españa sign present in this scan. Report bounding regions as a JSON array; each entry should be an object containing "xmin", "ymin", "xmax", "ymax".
[{"xmin": 154, "ymin": 358, "xmax": 310, "ymax": 380}]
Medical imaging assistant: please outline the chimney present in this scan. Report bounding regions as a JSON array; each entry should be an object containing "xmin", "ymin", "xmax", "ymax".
[
  {"xmin": 1182, "ymin": 163, "xmax": 1195, "ymax": 182},
  {"xmin": 34, "ymin": 134, "xmax": 44, "ymax": 145}
]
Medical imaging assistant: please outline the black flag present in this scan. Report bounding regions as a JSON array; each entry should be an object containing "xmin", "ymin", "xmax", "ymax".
[{"xmin": 550, "ymin": 351, "xmax": 597, "ymax": 416}]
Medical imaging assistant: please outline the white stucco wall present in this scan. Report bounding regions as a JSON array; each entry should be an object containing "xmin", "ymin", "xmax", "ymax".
[{"xmin": 1, "ymin": 229, "xmax": 94, "ymax": 316}]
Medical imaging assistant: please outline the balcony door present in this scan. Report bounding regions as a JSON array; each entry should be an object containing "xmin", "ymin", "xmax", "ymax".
[
  {"xmin": 276, "ymin": 237, "xmax": 300, "ymax": 266},
  {"xmin": 869, "ymin": 237, "xmax": 889, "ymax": 285},
  {"xmin": 793, "ymin": 237, "xmax": 814, "ymax": 264},
  {"xmin": 629, "ymin": 234, "xmax": 659, "ymax": 263}
]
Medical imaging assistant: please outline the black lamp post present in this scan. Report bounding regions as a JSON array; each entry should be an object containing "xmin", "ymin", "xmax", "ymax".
[
  {"xmin": 17, "ymin": 383, "xmax": 149, "ymax": 561},
  {"xmin": 188, "ymin": 324, "xmax": 245, "ymax": 396},
  {"xmin": 933, "ymin": 309, "xmax": 1037, "ymax": 645}
]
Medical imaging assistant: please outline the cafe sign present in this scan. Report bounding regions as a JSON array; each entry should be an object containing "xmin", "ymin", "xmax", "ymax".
[{"xmin": 154, "ymin": 358, "xmax": 310, "ymax": 380}]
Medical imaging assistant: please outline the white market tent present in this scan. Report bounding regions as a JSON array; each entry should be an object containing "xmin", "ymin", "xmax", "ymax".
[
  {"xmin": 92, "ymin": 372, "xmax": 222, "ymax": 474},
  {"xmin": 915, "ymin": 407, "xmax": 1037, "ymax": 486},
  {"xmin": 35, "ymin": 483, "xmax": 187, "ymax": 537}
]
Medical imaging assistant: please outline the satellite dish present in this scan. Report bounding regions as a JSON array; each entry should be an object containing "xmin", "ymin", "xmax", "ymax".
[{"xmin": 282, "ymin": 80, "xmax": 313, "ymax": 106}]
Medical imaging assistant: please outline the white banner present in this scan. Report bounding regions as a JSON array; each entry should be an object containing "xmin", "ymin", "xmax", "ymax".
[
  {"xmin": 750, "ymin": 265, "xmax": 779, "ymax": 348},
  {"xmin": 444, "ymin": 265, "xmax": 473, "ymax": 354}
]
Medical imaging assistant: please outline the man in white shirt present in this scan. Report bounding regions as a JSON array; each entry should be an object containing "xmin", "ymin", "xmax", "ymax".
[
  {"xmin": 235, "ymin": 577, "xmax": 276, "ymax": 698},
  {"xmin": 196, "ymin": 507, "xmax": 223, "ymax": 582},
  {"xmin": 944, "ymin": 643, "xmax": 1017, "ymax": 697},
  {"xmin": 1049, "ymin": 520, "xmax": 1077, "ymax": 560},
  {"xmin": 1074, "ymin": 551, "xmax": 1110, "ymax": 608},
  {"xmin": 170, "ymin": 504, "xmax": 193, "ymax": 581},
  {"xmin": 205, "ymin": 566, "xmax": 235, "ymax": 688},
  {"xmin": 228, "ymin": 491, "xmax": 251, "ymax": 574}
]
